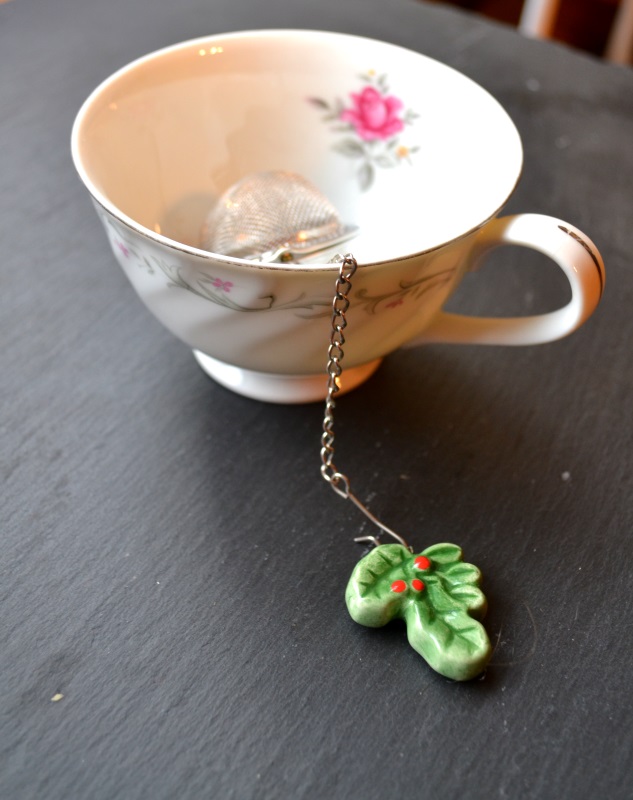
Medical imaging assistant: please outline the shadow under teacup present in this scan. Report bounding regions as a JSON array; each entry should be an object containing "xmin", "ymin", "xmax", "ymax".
[{"xmin": 71, "ymin": 29, "xmax": 605, "ymax": 403}]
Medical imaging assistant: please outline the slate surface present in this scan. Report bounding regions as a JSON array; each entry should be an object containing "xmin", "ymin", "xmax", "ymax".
[{"xmin": 2, "ymin": 0, "xmax": 632, "ymax": 798}]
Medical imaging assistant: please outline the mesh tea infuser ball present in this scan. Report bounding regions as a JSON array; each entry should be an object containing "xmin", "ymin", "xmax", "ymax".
[{"xmin": 201, "ymin": 170, "xmax": 358, "ymax": 263}]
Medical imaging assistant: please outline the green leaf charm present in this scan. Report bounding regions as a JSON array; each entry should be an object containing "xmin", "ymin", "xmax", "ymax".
[{"xmin": 345, "ymin": 543, "xmax": 491, "ymax": 681}]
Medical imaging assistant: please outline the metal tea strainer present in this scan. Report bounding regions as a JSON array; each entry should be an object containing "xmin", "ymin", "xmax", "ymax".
[
  {"xmin": 201, "ymin": 170, "xmax": 358, "ymax": 263},
  {"xmin": 200, "ymin": 169, "xmax": 493, "ymax": 682}
]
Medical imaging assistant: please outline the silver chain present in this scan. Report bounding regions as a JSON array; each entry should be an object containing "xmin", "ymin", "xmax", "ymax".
[
  {"xmin": 320, "ymin": 254, "xmax": 411, "ymax": 551},
  {"xmin": 320, "ymin": 253, "xmax": 357, "ymax": 491}
]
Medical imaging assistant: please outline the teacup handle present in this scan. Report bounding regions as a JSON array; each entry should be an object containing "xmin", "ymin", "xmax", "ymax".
[{"xmin": 412, "ymin": 214, "xmax": 605, "ymax": 346}]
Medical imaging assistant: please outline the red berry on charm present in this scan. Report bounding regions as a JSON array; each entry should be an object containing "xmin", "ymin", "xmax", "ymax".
[
  {"xmin": 391, "ymin": 580, "xmax": 407, "ymax": 593},
  {"xmin": 414, "ymin": 556, "xmax": 431, "ymax": 571},
  {"xmin": 411, "ymin": 579, "xmax": 425, "ymax": 592}
]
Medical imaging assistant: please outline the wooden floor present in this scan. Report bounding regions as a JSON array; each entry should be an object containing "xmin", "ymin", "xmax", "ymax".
[{"xmin": 426, "ymin": 0, "xmax": 621, "ymax": 56}]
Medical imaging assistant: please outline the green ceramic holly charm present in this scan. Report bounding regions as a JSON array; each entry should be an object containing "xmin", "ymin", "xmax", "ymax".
[{"xmin": 346, "ymin": 543, "xmax": 491, "ymax": 681}]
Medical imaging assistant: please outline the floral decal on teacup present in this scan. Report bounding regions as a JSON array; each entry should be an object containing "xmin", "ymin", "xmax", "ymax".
[
  {"xmin": 100, "ymin": 214, "xmax": 456, "ymax": 318},
  {"xmin": 210, "ymin": 277, "xmax": 234, "ymax": 293},
  {"xmin": 309, "ymin": 71, "xmax": 419, "ymax": 191}
]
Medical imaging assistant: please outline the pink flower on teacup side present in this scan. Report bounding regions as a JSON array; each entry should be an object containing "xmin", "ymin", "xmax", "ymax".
[
  {"xmin": 340, "ymin": 86, "xmax": 405, "ymax": 141},
  {"xmin": 116, "ymin": 240, "xmax": 130, "ymax": 258},
  {"xmin": 308, "ymin": 71, "xmax": 419, "ymax": 191},
  {"xmin": 211, "ymin": 277, "xmax": 233, "ymax": 293},
  {"xmin": 385, "ymin": 298, "xmax": 404, "ymax": 309}
]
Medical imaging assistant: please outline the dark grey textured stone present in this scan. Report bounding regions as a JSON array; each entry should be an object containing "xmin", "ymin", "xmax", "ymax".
[{"xmin": 2, "ymin": 1, "xmax": 632, "ymax": 798}]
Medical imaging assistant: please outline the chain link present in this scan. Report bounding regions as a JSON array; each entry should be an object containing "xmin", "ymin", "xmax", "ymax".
[
  {"xmin": 320, "ymin": 254, "xmax": 357, "ymax": 493},
  {"xmin": 319, "ymin": 254, "xmax": 411, "ymax": 551}
]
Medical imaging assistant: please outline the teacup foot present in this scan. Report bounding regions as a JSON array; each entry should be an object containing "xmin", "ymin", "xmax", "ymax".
[{"xmin": 192, "ymin": 350, "xmax": 383, "ymax": 404}]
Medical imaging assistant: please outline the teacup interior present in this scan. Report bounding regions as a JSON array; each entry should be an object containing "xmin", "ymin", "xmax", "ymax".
[{"xmin": 73, "ymin": 30, "xmax": 523, "ymax": 263}]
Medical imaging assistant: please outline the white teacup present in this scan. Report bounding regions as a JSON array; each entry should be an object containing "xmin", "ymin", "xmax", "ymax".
[{"xmin": 71, "ymin": 30, "xmax": 604, "ymax": 403}]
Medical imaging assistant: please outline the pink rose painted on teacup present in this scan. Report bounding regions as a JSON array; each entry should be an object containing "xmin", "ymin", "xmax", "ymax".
[
  {"xmin": 340, "ymin": 86, "xmax": 405, "ymax": 141},
  {"xmin": 309, "ymin": 71, "xmax": 419, "ymax": 191}
]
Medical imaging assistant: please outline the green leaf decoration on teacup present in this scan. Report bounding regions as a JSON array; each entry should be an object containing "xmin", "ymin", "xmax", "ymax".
[{"xmin": 346, "ymin": 543, "xmax": 491, "ymax": 681}]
